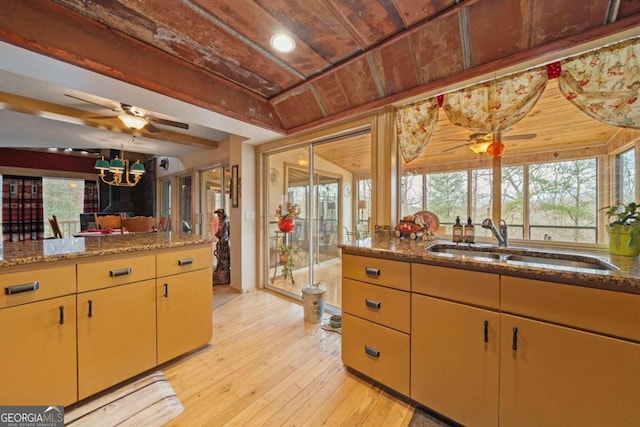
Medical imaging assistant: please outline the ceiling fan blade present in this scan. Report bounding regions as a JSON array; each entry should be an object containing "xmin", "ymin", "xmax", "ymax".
[
  {"xmin": 144, "ymin": 123, "xmax": 162, "ymax": 133},
  {"xmin": 503, "ymin": 133, "xmax": 537, "ymax": 140},
  {"xmin": 442, "ymin": 142, "xmax": 472, "ymax": 153},
  {"xmin": 147, "ymin": 116, "xmax": 189, "ymax": 129},
  {"xmin": 64, "ymin": 94, "xmax": 117, "ymax": 111},
  {"xmin": 88, "ymin": 115, "xmax": 118, "ymax": 119}
]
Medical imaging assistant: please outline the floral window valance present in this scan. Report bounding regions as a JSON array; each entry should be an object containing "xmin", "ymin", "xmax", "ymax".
[
  {"xmin": 558, "ymin": 37, "xmax": 640, "ymax": 129},
  {"xmin": 442, "ymin": 67, "xmax": 548, "ymax": 134},
  {"xmin": 396, "ymin": 98, "xmax": 439, "ymax": 163}
]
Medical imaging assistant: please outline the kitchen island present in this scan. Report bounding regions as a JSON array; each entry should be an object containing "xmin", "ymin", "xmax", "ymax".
[
  {"xmin": 0, "ymin": 233, "xmax": 213, "ymax": 406},
  {"xmin": 341, "ymin": 235, "xmax": 640, "ymax": 427}
]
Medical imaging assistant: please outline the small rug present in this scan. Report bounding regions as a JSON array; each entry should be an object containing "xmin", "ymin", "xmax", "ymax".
[
  {"xmin": 409, "ymin": 406, "xmax": 456, "ymax": 427},
  {"xmin": 65, "ymin": 371, "xmax": 183, "ymax": 427},
  {"xmin": 213, "ymin": 284, "xmax": 240, "ymax": 310}
]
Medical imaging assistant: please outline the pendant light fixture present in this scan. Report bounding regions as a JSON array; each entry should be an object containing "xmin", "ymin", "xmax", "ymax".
[{"xmin": 95, "ymin": 135, "xmax": 145, "ymax": 187}]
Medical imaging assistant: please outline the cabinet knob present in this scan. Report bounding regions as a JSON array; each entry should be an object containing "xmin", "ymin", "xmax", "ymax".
[
  {"xmin": 364, "ymin": 345, "xmax": 380, "ymax": 358},
  {"xmin": 110, "ymin": 267, "xmax": 132, "ymax": 277},
  {"xmin": 365, "ymin": 267, "xmax": 380, "ymax": 277},
  {"xmin": 484, "ymin": 320, "xmax": 489, "ymax": 343},
  {"xmin": 365, "ymin": 298, "xmax": 381, "ymax": 309},
  {"xmin": 5, "ymin": 281, "xmax": 39, "ymax": 295}
]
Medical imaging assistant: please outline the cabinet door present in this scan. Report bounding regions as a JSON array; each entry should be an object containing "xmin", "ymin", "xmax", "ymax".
[
  {"xmin": 0, "ymin": 295, "xmax": 77, "ymax": 406},
  {"xmin": 157, "ymin": 269, "xmax": 212, "ymax": 364},
  {"xmin": 500, "ymin": 314, "xmax": 640, "ymax": 427},
  {"xmin": 412, "ymin": 294, "xmax": 499, "ymax": 427},
  {"xmin": 77, "ymin": 280, "xmax": 156, "ymax": 400}
]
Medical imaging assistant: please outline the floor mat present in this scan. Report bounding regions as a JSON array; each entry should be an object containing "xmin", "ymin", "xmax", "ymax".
[{"xmin": 65, "ymin": 371, "xmax": 183, "ymax": 427}]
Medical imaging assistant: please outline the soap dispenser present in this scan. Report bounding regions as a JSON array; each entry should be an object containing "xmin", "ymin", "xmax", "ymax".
[
  {"xmin": 452, "ymin": 216, "xmax": 463, "ymax": 243},
  {"xmin": 464, "ymin": 217, "xmax": 475, "ymax": 243}
]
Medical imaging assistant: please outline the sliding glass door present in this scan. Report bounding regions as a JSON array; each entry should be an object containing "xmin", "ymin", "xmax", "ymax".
[{"xmin": 265, "ymin": 131, "xmax": 371, "ymax": 309}]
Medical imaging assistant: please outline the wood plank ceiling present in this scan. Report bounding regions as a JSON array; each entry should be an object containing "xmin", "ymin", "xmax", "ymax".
[{"xmin": 1, "ymin": 0, "xmax": 640, "ymax": 138}]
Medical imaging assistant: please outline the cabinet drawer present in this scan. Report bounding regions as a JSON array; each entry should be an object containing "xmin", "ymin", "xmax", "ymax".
[
  {"xmin": 157, "ymin": 245, "xmax": 212, "ymax": 277},
  {"xmin": 342, "ymin": 278, "xmax": 410, "ymax": 333},
  {"xmin": 412, "ymin": 263, "xmax": 500, "ymax": 309},
  {"xmin": 342, "ymin": 313, "xmax": 410, "ymax": 396},
  {"xmin": 342, "ymin": 254, "xmax": 410, "ymax": 291},
  {"xmin": 0, "ymin": 265, "xmax": 75, "ymax": 309},
  {"xmin": 502, "ymin": 276, "xmax": 640, "ymax": 342},
  {"xmin": 77, "ymin": 254, "xmax": 155, "ymax": 292}
]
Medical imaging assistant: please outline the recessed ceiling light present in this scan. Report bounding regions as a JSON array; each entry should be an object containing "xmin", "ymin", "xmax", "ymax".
[{"xmin": 270, "ymin": 33, "xmax": 295, "ymax": 53}]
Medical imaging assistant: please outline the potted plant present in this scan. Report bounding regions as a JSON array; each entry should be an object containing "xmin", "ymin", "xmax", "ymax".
[
  {"xmin": 603, "ymin": 202, "xmax": 640, "ymax": 256},
  {"xmin": 279, "ymin": 243, "xmax": 304, "ymax": 283},
  {"xmin": 276, "ymin": 201, "xmax": 300, "ymax": 232}
]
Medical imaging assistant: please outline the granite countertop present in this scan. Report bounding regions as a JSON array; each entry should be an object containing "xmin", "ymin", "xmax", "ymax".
[
  {"xmin": 0, "ymin": 232, "xmax": 212, "ymax": 268},
  {"xmin": 340, "ymin": 236, "xmax": 640, "ymax": 296}
]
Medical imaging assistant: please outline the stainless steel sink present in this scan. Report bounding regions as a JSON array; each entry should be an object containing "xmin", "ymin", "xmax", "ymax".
[
  {"xmin": 504, "ymin": 254, "xmax": 618, "ymax": 271},
  {"xmin": 425, "ymin": 244, "xmax": 619, "ymax": 272},
  {"xmin": 426, "ymin": 245, "xmax": 503, "ymax": 260}
]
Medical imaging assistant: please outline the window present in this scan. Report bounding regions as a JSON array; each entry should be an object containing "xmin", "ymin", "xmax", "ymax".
[
  {"xmin": 501, "ymin": 166, "xmax": 524, "ymax": 239},
  {"xmin": 425, "ymin": 171, "xmax": 467, "ymax": 231},
  {"xmin": 616, "ymin": 148, "xmax": 636, "ymax": 205},
  {"xmin": 42, "ymin": 178, "xmax": 86, "ymax": 237},
  {"xmin": 401, "ymin": 158, "xmax": 598, "ymax": 243},
  {"xmin": 528, "ymin": 159, "xmax": 597, "ymax": 242}
]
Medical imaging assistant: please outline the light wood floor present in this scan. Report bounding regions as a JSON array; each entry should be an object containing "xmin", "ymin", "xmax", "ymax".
[
  {"xmin": 270, "ymin": 258, "xmax": 343, "ymax": 308},
  {"xmin": 162, "ymin": 289, "xmax": 415, "ymax": 426}
]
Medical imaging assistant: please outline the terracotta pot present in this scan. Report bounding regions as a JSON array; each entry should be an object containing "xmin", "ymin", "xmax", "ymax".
[{"xmin": 278, "ymin": 218, "xmax": 295, "ymax": 232}]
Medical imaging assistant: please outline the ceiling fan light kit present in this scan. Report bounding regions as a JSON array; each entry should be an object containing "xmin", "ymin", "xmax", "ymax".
[
  {"xmin": 118, "ymin": 114, "xmax": 148, "ymax": 130},
  {"xmin": 469, "ymin": 141, "xmax": 492, "ymax": 154}
]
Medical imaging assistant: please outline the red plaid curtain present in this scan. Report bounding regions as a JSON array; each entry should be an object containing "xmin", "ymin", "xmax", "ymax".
[
  {"xmin": 83, "ymin": 180, "xmax": 99, "ymax": 213},
  {"xmin": 2, "ymin": 175, "xmax": 45, "ymax": 242}
]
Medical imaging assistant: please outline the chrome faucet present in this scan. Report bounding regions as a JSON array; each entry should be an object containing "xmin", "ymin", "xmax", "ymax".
[{"xmin": 482, "ymin": 218, "xmax": 508, "ymax": 247}]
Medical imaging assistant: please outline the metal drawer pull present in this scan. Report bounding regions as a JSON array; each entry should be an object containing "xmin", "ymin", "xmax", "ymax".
[
  {"xmin": 5, "ymin": 281, "xmax": 39, "ymax": 295},
  {"xmin": 365, "ymin": 267, "xmax": 380, "ymax": 277},
  {"xmin": 164, "ymin": 283, "xmax": 169, "ymax": 298},
  {"xmin": 178, "ymin": 258, "xmax": 194, "ymax": 266},
  {"xmin": 59, "ymin": 306, "xmax": 65, "ymax": 325},
  {"xmin": 88, "ymin": 300, "xmax": 93, "ymax": 318},
  {"xmin": 365, "ymin": 299, "xmax": 381, "ymax": 309},
  {"xmin": 365, "ymin": 345, "xmax": 380, "ymax": 358},
  {"xmin": 110, "ymin": 267, "xmax": 132, "ymax": 277},
  {"xmin": 483, "ymin": 320, "xmax": 489, "ymax": 343},
  {"xmin": 512, "ymin": 327, "xmax": 518, "ymax": 351}
]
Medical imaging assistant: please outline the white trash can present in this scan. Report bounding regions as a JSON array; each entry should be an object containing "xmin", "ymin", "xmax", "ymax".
[{"xmin": 301, "ymin": 284, "xmax": 326, "ymax": 323}]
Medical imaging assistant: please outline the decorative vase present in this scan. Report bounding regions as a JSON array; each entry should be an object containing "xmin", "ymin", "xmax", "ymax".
[
  {"xmin": 278, "ymin": 218, "xmax": 295, "ymax": 233},
  {"xmin": 606, "ymin": 225, "xmax": 640, "ymax": 257}
]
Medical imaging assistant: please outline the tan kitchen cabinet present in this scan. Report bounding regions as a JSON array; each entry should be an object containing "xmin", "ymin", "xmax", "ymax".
[
  {"xmin": 412, "ymin": 294, "xmax": 499, "ymax": 427},
  {"xmin": 157, "ymin": 268, "xmax": 212, "ymax": 363},
  {"xmin": 500, "ymin": 313, "xmax": 640, "ymax": 427},
  {"xmin": 77, "ymin": 279, "xmax": 156, "ymax": 400},
  {"xmin": 341, "ymin": 254, "xmax": 410, "ymax": 396},
  {"xmin": 0, "ymin": 294, "xmax": 77, "ymax": 406},
  {"xmin": 500, "ymin": 276, "xmax": 640, "ymax": 427},
  {"xmin": 156, "ymin": 245, "xmax": 212, "ymax": 364}
]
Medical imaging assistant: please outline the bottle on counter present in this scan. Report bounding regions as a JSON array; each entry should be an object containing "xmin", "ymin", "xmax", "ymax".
[
  {"xmin": 452, "ymin": 216, "xmax": 463, "ymax": 243},
  {"xmin": 464, "ymin": 217, "xmax": 475, "ymax": 243}
]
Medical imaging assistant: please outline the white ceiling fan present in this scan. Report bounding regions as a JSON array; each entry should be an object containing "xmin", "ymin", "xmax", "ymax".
[{"xmin": 64, "ymin": 94, "xmax": 189, "ymax": 133}]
